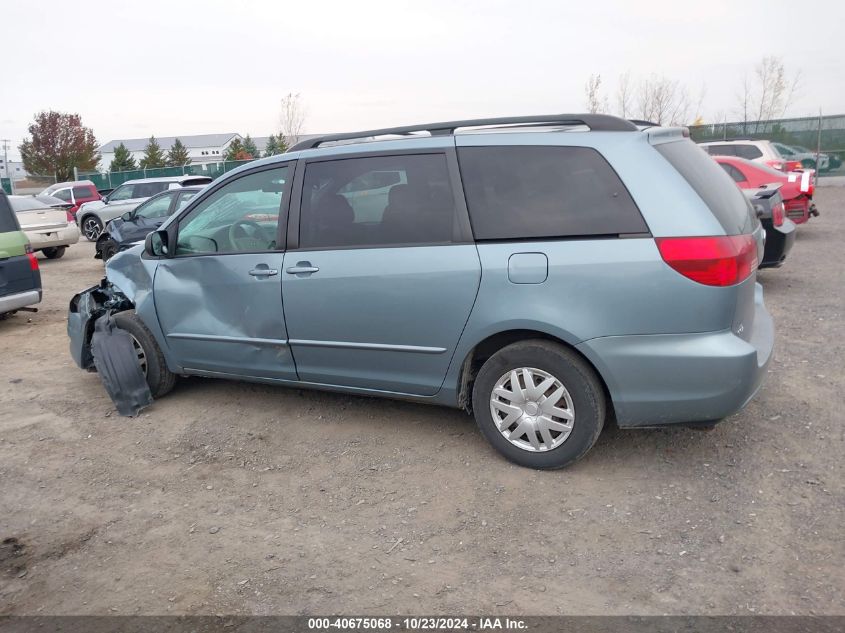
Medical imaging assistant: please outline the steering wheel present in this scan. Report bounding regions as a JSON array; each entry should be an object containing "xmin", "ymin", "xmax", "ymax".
[{"xmin": 228, "ymin": 219, "xmax": 272, "ymax": 251}]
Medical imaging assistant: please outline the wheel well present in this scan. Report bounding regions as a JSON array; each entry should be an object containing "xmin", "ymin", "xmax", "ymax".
[{"xmin": 457, "ymin": 329, "xmax": 615, "ymax": 421}]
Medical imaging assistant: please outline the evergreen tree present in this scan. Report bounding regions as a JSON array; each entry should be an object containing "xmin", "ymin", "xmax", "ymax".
[
  {"xmin": 224, "ymin": 138, "xmax": 245, "ymax": 161},
  {"xmin": 242, "ymin": 134, "xmax": 258, "ymax": 159},
  {"xmin": 109, "ymin": 142, "xmax": 137, "ymax": 172},
  {"xmin": 277, "ymin": 135, "xmax": 290, "ymax": 153},
  {"xmin": 263, "ymin": 134, "xmax": 280, "ymax": 157},
  {"xmin": 139, "ymin": 136, "xmax": 167, "ymax": 168},
  {"xmin": 166, "ymin": 138, "xmax": 191, "ymax": 166}
]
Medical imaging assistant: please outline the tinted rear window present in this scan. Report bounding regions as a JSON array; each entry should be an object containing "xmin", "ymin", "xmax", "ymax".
[
  {"xmin": 458, "ymin": 146, "xmax": 647, "ymax": 240},
  {"xmin": 0, "ymin": 193, "xmax": 21, "ymax": 232},
  {"xmin": 735, "ymin": 144, "xmax": 763, "ymax": 160},
  {"xmin": 72, "ymin": 186, "xmax": 94, "ymax": 199},
  {"xmin": 656, "ymin": 140, "xmax": 756, "ymax": 235}
]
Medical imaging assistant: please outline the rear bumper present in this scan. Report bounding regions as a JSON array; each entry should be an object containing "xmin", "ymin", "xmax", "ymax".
[
  {"xmin": 27, "ymin": 224, "xmax": 80, "ymax": 249},
  {"xmin": 761, "ymin": 219, "xmax": 796, "ymax": 268},
  {"xmin": 0, "ymin": 289, "xmax": 42, "ymax": 314},
  {"xmin": 576, "ymin": 284, "xmax": 774, "ymax": 428}
]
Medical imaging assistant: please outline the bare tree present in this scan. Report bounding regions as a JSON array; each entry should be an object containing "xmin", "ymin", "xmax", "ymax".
[
  {"xmin": 279, "ymin": 92, "xmax": 307, "ymax": 147},
  {"xmin": 616, "ymin": 71, "xmax": 633, "ymax": 119},
  {"xmin": 585, "ymin": 74, "xmax": 605, "ymax": 113},
  {"xmin": 736, "ymin": 57, "xmax": 801, "ymax": 130},
  {"xmin": 635, "ymin": 74, "xmax": 692, "ymax": 125}
]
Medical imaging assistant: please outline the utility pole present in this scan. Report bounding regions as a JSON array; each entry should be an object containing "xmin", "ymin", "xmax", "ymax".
[{"xmin": 0, "ymin": 139, "xmax": 13, "ymax": 194}]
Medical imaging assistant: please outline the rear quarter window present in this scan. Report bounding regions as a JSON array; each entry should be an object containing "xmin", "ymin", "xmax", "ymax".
[
  {"xmin": 735, "ymin": 144, "xmax": 763, "ymax": 160},
  {"xmin": 0, "ymin": 193, "xmax": 21, "ymax": 232},
  {"xmin": 656, "ymin": 140, "xmax": 756, "ymax": 235},
  {"xmin": 72, "ymin": 186, "xmax": 95, "ymax": 199},
  {"xmin": 457, "ymin": 146, "xmax": 647, "ymax": 240}
]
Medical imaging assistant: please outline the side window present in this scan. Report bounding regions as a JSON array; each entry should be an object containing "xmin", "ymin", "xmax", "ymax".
[
  {"xmin": 135, "ymin": 193, "xmax": 176, "ymax": 219},
  {"xmin": 720, "ymin": 163, "xmax": 747, "ymax": 183},
  {"xmin": 109, "ymin": 185, "xmax": 135, "ymax": 201},
  {"xmin": 176, "ymin": 166, "xmax": 289, "ymax": 255},
  {"xmin": 705, "ymin": 144, "xmax": 735, "ymax": 156},
  {"xmin": 135, "ymin": 182, "xmax": 169, "ymax": 198},
  {"xmin": 299, "ymin": 154, "xmax": 456, "ymax": 249},
  {"xmin": 458, "ymin": 146, "xmax": 647, "ymax": 240},
  {"xmin": 72, "ymin": 186, "xmax": 93, "ymax": 200},
  {"xmin": 175, "ymin": 190, "xmax": 198, "ymax": 211},
  {"xmin": 52, "ymin": 188, "xmax": 72, "ymax": 202},
  {"xmin": 736, "ymin": 145, "xmax": 763, "ymax": 160}
]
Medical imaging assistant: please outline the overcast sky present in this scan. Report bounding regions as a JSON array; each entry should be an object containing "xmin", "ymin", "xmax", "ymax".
[{"xmin": 2, "ymin": 0, "xmax": 843, "ymax": 160}]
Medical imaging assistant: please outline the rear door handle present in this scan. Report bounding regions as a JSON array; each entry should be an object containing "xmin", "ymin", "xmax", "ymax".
[
  {"xmin": 249, "ymin": 268, "xmax": 278, "ymax": 277},
  {"xmin": 286, "ymin": 264, "xmax": 320, "ymax": 275}
]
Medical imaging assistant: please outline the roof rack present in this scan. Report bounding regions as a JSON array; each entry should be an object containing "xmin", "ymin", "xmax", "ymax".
[{"xmin": 289, "ymin": 114, "xmax": 638, "ymax": 151}]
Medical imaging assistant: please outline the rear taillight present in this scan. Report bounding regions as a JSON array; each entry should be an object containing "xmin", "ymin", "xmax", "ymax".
[
  {"xmin": 656, "ymin": 235, "xmax": 758, "ymax": 287},
  {"xmin": 772, "ymin": 202, "xmax": 785, "ymax": 227},
  {"xmin": 787, "ymin": 161, "xmax": 802, "ymax": 172},
  {"xmin": 769, "ymin": 161, "xmax": 784, "ymax": 170},
  {"xmin": 25, "ymin": 243, "xmax": 39, "ymax": 270},
  {"xmin": 66, "ymin": 210, "xmax": 75, "ymax": 223}
]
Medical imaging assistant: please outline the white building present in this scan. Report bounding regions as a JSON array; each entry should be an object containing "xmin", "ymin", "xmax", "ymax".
[
  {"xmin": 98, "ymin": 133, "xmax": 244, "ymax": 169},
  {"xmin": 0, "ymin": 159, "xmax": 28, "ymax": 181}
]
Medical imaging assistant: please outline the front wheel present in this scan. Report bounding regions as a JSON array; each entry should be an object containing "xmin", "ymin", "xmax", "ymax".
[
  {"xmin": 42, "ymin": 246, "xmax": 66, "ymax": 259},
  {"xmin": 472, "ymin": 340, "xmax": 606, "ymax": 469},
  {"xmin": 112, "ymin": 311, "xmax": 176, "ymax": 398},
  {"xmin": 81, "ymin": 215, "xmax": 103, "ymax": 241}
]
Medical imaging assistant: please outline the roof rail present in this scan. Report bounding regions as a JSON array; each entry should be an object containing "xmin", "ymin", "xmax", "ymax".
[{"xmin": 289, "ymin": 113, "xmax": 638, "ymax": 151}]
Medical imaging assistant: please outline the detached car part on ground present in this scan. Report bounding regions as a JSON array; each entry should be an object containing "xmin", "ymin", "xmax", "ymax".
[
  {"xmin": 743, "ymin": 185, "xmax": 796, "ymax": 269},
  {"xmin": 68, "ymin": 114, "xmax": 774, "ymax": 470},
  {"xmin": 0, "ymin": 191, "xmax": 41, "ymax": 318}
]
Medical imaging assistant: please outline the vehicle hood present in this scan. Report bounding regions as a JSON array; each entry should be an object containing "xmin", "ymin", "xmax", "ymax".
[{"xmin": 79, "ymin": 200, "xmax": 106, "ymax": 213}]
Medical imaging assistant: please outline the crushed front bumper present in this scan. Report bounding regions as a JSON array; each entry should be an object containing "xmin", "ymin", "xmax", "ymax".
[{"xmin": 67, "ymin": 279, "xmax": 132, "ymax": 369}]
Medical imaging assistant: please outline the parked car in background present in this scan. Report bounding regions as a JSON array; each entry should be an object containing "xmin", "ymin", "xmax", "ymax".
[
  {"xmin": 743, "ymin": 185, "xmax": 795, "ymax": 268},
  {"xmin": 699, "ymin": 139, "xmax": 802, "ymax": 172},
  {"xmin": 771, "ymin": 143, "xmax": 830, "ymax": 172},
  {"xmin": 38, "ymin": 180, "xmax": 101, "ymax": 218},
  {"xmin": 76, "ymin": 175, "xmax": 213, "ymax": 241},
  {"xmin": 95, "ymin": 186, "xmax": 204, "ymax": 261},
  {"xmin": 713, "ymin": 155, "xmax": 818, "ymax": 224},
  {"xmin": 9, "ymin": 195, "xmax": 79, "ymax": 259},
  {"xmin": 69, "ymin": 114, "xmax": 773, "ymax": 470},
  {"xmin": 0, "ymin": 191, "xmax": 41, "ymax": 318}
]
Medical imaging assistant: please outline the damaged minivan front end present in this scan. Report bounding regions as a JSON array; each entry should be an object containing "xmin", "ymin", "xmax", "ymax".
[{"xmin": 67, "ymin": 247, "xmax": 160, "ymax": 416}]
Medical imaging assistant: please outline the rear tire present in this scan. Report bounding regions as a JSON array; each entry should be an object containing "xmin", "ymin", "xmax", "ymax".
[
  {"xmin": 101, "ymin": 240, "xmax": 118, "ymax": 261},
  {"xmin": 112, "ymin": 311, "xmax": 176, "ymax": 398},
  {"xmin": 42, "ymin": 246, "xmax": 66, "ymax": 259},
  {"xmin": 471, "ymin": 340, "xmax": 606, "ymax": 469}
]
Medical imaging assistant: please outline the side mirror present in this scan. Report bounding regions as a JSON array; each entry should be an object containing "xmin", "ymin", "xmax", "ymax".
[
  {"xmin": 145, "ymin": 230, "xmax": 170, "ymax": 257},
  {"xmin": 101, "ymin": 195, "xmax": 109, "ymax": 204},
  {"xmin": 121, "ymin": 211, "xmax": 133, "ymax": 221}
]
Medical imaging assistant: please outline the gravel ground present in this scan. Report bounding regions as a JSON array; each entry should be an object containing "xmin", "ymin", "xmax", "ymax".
[{"xmin": 0, "ymin": 188, "xmax": 842, "ymax": 616}]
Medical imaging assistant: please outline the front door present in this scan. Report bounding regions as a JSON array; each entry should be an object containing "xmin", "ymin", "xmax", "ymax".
[
  {"xmin": 282, "ymin": 152, "xmax": 480, "ymax": 396},
  {"xmin": 153, "ymin": 164, "xmax": 297, "ymax": 380}
]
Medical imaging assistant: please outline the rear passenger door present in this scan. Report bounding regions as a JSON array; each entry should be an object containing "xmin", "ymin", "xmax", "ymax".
[{"xmin": 282, "ymin": 150, "xmax": 480, "ymax": 396}]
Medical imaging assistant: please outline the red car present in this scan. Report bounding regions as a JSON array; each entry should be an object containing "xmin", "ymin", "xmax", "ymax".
[
  {"xmin": 713, "ymin": 155, "xmax": 817, "ymax": 224},
  {"xmin": 37, "ymin": 180, "xmax": 101, "ymax": 218}
]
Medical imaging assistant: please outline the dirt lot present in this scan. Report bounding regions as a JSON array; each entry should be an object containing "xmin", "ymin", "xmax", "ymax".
[{"xmin": 1, "ymin": 188, "xmax": 843, "ymax": 616}]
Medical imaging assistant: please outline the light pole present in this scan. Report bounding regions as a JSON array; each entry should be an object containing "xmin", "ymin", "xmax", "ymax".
[{"xmin": 0, "ymin": 139, "xmax": 13, "ymax": 194}]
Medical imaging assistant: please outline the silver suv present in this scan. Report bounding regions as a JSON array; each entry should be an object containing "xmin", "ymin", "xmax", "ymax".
[
  {"xmin": 68, "ymin": 114, "xmax": 774, "ymax": 469},
  {"xmin": 76, "ymin": 175, "xmax": 212, "ymax": 241}
]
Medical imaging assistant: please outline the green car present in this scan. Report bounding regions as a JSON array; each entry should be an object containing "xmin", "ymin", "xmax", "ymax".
[{"xmin": 0, "ymin": 191, "xmax": 41, "ymax": 318}]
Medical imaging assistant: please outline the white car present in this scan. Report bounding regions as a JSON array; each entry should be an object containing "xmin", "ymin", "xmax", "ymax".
[
  {"xmin": 9, "ymin": 195, "xmax": 79, "ymax": 259},
  {"xmin": 699, "ymin": 139, "xmax": 803, "ymax": 172},
  {"xmin": 772, "ymin": 143, "xmax": 830, "ymax": 172},
  {"xmin": 76, "ymin": 175, "xmax": 212, "ymax": 241}
]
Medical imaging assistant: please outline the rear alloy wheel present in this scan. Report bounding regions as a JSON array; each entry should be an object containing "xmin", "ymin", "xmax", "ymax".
[
  {"xmin": 81, "ymin": 216, "xmax": 103, "ymax": 241},
  {"xmin": 101, "ymin": 240, "xmax": 119, "ymax": 261},
  {"xmin": 472, "ymin": 340, "xmax": 606, "ymax": 469},
  {"xmin": 41, "ymin": 246, "xmax": 66, "ymax": 259}
]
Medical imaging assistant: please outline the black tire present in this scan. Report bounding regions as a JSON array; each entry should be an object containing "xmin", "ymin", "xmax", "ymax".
[
  {"xmin": 471, "ymin": 340, "xmax": 606, "ymax": 469},
  {"xmin": 42, "ymin": 246, "xmax": 66, "ymax": 259},
  {"xmin": 101, "ymin": 240, "xmax": 118, "ymax": 261},
  {"xmin": 113, "ymin": 311, "xmax": 176, "ymax": 398},
  {"xmin": 80, "ymin": 215, "xmax": 103, "ymax": 241}
]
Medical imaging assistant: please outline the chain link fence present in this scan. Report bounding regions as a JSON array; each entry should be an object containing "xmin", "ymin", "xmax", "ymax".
[
  {"xmin": 76, "ymin": 159, "xmax": 256, "ymax": 192},
  {"xmin": 689, "ymin": 114, "xmax": 845, "ymax": 176}
]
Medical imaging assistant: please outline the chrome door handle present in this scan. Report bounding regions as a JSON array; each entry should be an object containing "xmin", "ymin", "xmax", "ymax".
[
  {"xmin": 249, "ymin": 268, "xmax": 278, "ymax": 277},
  {"xmin": 286, "ymin": 265, "xmax": 320, "ymax": 275}
]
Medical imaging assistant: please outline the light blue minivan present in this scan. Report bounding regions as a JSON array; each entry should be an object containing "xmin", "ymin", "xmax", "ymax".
[{"xmin": 68, "ymin": 114, "xmax": 773, "ymax": 469}]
